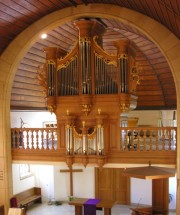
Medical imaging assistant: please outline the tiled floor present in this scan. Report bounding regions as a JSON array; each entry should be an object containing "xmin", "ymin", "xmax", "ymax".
[{"xmin": 26, "ymin": 202, "xmax": 176, "ymax": 215}]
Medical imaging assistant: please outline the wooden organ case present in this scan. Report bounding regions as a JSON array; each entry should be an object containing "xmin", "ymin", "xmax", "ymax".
[{"xmin": 38, "ymin": 19, "xmax": 141, "ymax": 168}]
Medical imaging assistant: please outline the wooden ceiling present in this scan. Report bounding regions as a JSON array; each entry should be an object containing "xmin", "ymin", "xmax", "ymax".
[{"xmin": 0, "ymin": 0, "xmax": 179, "ymax": 111}]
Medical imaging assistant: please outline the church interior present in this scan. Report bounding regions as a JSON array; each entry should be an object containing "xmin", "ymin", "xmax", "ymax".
[{"xmin": 0, "ymin": 1, "xmax": 180, "ymax": 215}]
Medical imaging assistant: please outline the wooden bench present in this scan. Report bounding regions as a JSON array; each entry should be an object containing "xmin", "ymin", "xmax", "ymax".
[{"xmin": 10, "ymin": 187, "xmax": 42, "ymax": 209}]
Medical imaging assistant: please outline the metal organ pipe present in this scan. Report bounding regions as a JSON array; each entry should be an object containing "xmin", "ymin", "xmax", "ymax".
[
  {"xmin": 58, "ymin": 56, "xmax": 79, "ymax": 96},
  {"xmin": 80, "ymin": 39, "xmax": 92, "ymax": 95},
  {"xmin": 94, "ymin": 53, "xmax": 117, "ymax": 95},
  {"xmin": 119, "ymin": 55, "xmax": 128, "ymax": 93},
  {"xmin": 48, "ymin": 61, "xmax": 55, "ymax": 96},
  {"xmin": 66, "ymin": 124, "xmax": 73, "ymax": 155},
  {"xmin": 97, "ymin": 125, "xmax": 104, "ymax": 155}
]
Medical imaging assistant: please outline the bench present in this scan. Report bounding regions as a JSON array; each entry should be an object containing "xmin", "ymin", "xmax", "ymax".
[{"xmin": 10, "ymin": 187, "xmax": 42, "ymax": 209}]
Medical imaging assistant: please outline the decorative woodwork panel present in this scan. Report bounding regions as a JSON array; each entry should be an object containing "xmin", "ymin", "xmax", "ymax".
[
  {"xmin": 95, "ymin": 168, "xmax": 114, "ymax": 201},
  {"xmin": 57, "ymin": 121, "xmax": 66, "ymax": 149},
  {"xmin": 114, "ymin": 168, "xmax": 130, "ymax": 204},
  {"xmin": 109, "ymin": 120, "xmax": 118, "ymax": 150},
  {"xmin": 95, "ymin": 168, "xmax": 130, "ymax": 204},
  {"xmin": 152, "ymin": 178, "xmax": 169, "ymax": 212}
]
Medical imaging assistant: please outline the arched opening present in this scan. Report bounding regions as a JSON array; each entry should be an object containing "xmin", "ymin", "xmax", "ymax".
[{"xmin": 0, "ymin": 3, "xmax": 180, "ymax": 213}]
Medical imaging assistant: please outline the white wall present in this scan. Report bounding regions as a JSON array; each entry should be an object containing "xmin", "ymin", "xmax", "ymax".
[
  {"xmin": 169, "ymin": 176, "xmax": 177, "ymax": 210},
  {"xmin": 131, "ymin": 178, "xmax": 152, "ymax": 206},
  {"xmin": 31, "ymin": 164, "xmax": 54, "ymax": 202},
  {"xmin": 73, "ymin": 166, "xmax": 95, "ymax": 198},
  {"xmin": 128, "ymin": 110, "xmax": 161, "ymax": 126},
  {"xmin": 128, "ymin": 110, "xmax": 176, "ymax": 127},
  {"xmin": 53, "ymin": 164, "xmax": 95, "ymax": 201},
  {"xmin": 12, "ymin": 164, "xmax": 35, "ymax": 194},
  {"xmin": 11, "ymin": 111, "xmax": 56, "ymax": 128}
]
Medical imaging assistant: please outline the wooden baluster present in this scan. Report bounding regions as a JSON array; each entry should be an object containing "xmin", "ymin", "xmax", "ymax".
[
  {"xmin": 22, "ymin": 130, "xmax": 26, "ymax": 149},
  {"xmin": 43, "ymin": 129, "xmax": 46, "ymax": 149},
  {"xmin": 166, "ymin": 129, "xmax": 169, "ymax": 150},
  {"xmin": 136, "ymin": 129, "xmax": 140, "ymax": 151},
  {"xmin": 151, "ymin": 130, "xmax": 156, "ymax": 151},
  {"xmin": 133, "ymin": 130, "xmax": 138, "ymax": 151},
  {"xmin": 46, "ymin": 129, "xmax": 49, "ymax": 150},
  {"xmin": 124, "ymin": 130, "xmax": 127, "ymax": 151},
  {"xmin": 131, "ymin": 130, "xmax": 135, "ymax": 151},
  {"xmin": 35, "ymin": 129, "xmax": 39, "ymax": 149},
  {"xmin": 145, "ymin": 129, "xmax": 149, "ymax": 151},
  {"xmin": 40, "ymin": 129, "xmax": 43, "ymax": 149},
  {"xmin": 15, "ymin": 129, "xmax": 18, "ymax": 148},
  {"xmin": 26, "ymin": 130, "xmax": 30, "ymax": 149},
  {"xmin": 31, "ymin": 130, "xmax": 34, "ymax": 149},
  {"xmin": 143, "ymin": 129, "xmax": 146, "ymax": 151},
  {"xmin": 120, "ymin": 128, "xmax": 123, "ymax": 151},
  {"xmin": 169, "ymin": 128, "xmax": 172, "ymax": 150},
  {"xmin": 161, "ymin": 128, "xmax": 165, "ymax": 150},
  {"xmin": 127, "ymin": 130, "xmax": 131, "ymax": 151},
  {"xmin": 17, "ymin": 130, "xmax": 21, "ymax": 148},
  {"xmin": 156, "ymin": 128, "xmax": 160, "ymax": 150},
  {"xmin": 172, "ymin": 128, "xmax": 177, "ymax": 150},
  {"xmin": 53, "ymin": 129, "xmax": 57, "ymax": 150},
  {"xmin": 174, "ymin": 128, "xmax": 177, "ymax": 150},
  {"xmin": 149, "ymin": 129, "xmax": 152, "ymax": 151},
  {"xmin": 22, "ymin": 130, "xmax": 25, "ymax": 149},
  {"xmin": 52, "ymin": 130, "xmax": 55, "ymax": 150}
]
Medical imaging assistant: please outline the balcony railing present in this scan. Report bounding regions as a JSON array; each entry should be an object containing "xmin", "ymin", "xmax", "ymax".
[
  {"xmin": 11, "ymin": 127, "xmax": 177, "ymax": 165},
  {"xmin": 11, "ymin": 128, "xmax": 57, "ymax": 150},
  {"xmin": 11, "ymin": 127, "xmax": 176, "ymax": 152},
  {"xmin": 120, "ymin": 127, "xmax": 176, "ymax": 151}
]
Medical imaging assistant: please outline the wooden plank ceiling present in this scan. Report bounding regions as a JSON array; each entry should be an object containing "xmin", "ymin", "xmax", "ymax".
[{"xmin": 0, "ymin": 0, "xmax": 179, "ymax": 110}]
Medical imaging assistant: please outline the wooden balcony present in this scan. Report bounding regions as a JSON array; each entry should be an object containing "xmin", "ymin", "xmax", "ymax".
[{"xmin": 11, "ymin": 127, "xmax": 177, "ymax": 166}]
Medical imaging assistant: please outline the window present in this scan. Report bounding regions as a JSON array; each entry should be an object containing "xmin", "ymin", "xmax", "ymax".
[{"xmin": 19, "ymin": 164, "xmax": 33, "ymax": 179}]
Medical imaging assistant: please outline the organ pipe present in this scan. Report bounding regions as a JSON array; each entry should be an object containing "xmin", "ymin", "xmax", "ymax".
[
  {"xmin": 94, "ymin": 53, "xmax": 117, "ymax": 94},
  {"xmin": 96, "ymin": 109, "xmax": 105, "ymax": 155},
  {"xmin": 97, "ymin": 125, "xmax": 104, "ymax": 155},
  {"xmin": 65, "ymin": 111, "xmax": 74, "ymax": 155},
  {"xmin": 119, "ymin": 54, "xmax": 128, "ymax": 93},
  {"xmin": 43, "ymin": 21, "xmax": 139, "ymax": 100},
  {"xmin": 47, "ymin": 60, "xmax": 56, "ymax": 96},
  {"xmin": 66, "ymin": 124, "xmax": 73, "ymax": 155},
  {"xmin": 80, "ymin": 38, "xmax": 92, "ymax": 94},
  {"xmin": 57, "ymin": 56, "xmax": 79, "ymax": 96}
]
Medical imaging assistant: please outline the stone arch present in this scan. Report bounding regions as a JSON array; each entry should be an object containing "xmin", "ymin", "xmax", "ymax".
[{"xmin": 0, "ymin": 3, "xmax": 180, "ymax": 212}]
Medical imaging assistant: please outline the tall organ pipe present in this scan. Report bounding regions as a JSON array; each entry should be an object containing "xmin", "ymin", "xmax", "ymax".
[
  {"xmin": 119, "ymin": 55, "xmax": 128, "ymax": 93},
  {"xmin": 47, "ymin": 61, "xmax": 55, "ymax": 96},
  {"xmin": 80, "ymin": 39, "xmax": 92, "ymax": 94}
]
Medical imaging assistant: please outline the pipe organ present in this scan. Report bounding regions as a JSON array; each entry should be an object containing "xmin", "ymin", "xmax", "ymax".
[{"xmin": 38, "ymin": 19, "xmax": 141, "ymax": 168}]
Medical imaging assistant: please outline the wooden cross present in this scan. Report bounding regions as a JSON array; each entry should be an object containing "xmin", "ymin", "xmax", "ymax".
[{"xmin": 60, "ymin": 166, "xmax": 83, "ymax": 196}]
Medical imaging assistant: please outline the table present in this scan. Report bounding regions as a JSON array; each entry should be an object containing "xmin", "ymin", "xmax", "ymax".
[{"xmin": 68, "ymin": 198, "xmax": 115, "ymax": 215}]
